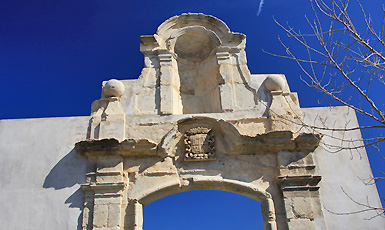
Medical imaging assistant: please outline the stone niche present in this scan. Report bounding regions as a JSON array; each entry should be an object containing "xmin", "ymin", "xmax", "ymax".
[
  {"xmin": 174, "ymin": 29, "xmax": 222, "ymax": 114},
  {"xmin": 81, "ymin": 13, "xmax": 331, "ymax": 230},
  {"xmin": 133, "ymin": 13, "xmax": 266, "ymax": 115}
]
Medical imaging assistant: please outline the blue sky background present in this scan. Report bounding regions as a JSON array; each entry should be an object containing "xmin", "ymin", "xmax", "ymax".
[{"xmin": 1, "ymin": 0, "xmax": 384, "ymax": 229}]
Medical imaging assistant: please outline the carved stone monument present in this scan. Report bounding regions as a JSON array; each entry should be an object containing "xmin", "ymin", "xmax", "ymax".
[
  {"xmin": 74, "ymin": 14, "xmax": 384, "ymax": 230},
  {"xmin": 0, "ymin": 13, "xmax": 384, "ymax": 230}
]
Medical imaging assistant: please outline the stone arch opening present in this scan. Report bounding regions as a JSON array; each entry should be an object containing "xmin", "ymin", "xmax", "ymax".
[
  {"xmin": 143, "ymin": 190, "xmax": 264, "ymax": 230},
  {"xmin": 131, "ymin": 178, "xmax": 277, "ymax": 230},
  {"xmin": 173, "ymin": 29, "xmax": 223, "ymax": 114}
]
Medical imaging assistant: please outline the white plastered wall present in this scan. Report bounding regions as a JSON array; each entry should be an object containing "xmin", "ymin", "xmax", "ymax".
[
  {"xmin": 302, "ymin": 106, "xmax": 385, "ymax": 229},
  {"xmin": 0, "ymin": 117, "xmax": 89, "ymax": 230}
]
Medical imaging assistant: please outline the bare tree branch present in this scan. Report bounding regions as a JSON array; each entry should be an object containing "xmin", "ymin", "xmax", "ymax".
[{"xmin": 266, "ymin": 0, "xmax": 385, "ymax": 218}]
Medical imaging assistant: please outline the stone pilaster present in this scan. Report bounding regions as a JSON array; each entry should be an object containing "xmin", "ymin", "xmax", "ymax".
[
  {"xmin": 158, "ymin": 49, "xmax": 182, "ymax": 115},
  {"xmin": 98, "ymin": 97, "xmax": 126, "ymax": 141},
  {"xmin": 124, "ymin": 199, "xmax": 143, "ymax": 230},
  {"xmin": 277, "ymin": 151, "xmax": 325, "ymax": 229},
  {"xmin": 81, "ymin": 155, "xmax": 126, "ymax": 230},
  {"xmin": 217, "ymin": 46, "xmax": 235, "ymax": 112}
]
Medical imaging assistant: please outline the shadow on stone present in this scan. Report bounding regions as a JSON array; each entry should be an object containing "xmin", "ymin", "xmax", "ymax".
[{"xmin": 257, "ymin": 78, "xmax": 271, "ymax": 117}]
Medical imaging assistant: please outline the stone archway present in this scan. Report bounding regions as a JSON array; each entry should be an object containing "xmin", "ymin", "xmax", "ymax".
[
  {"xmin": 134, "ymin": 178, "xmax": 277, "ymax": 230},
  {"xmin": 76, "ymin": 115, "xmax": 322, "ymax": 230},
  {"xmin": 80, "ymin": 13, "xmax": 326, "ymax": 230},
  {"xmin": 143, "ymin": 190, "xmax": 265, "ymax": 230}
]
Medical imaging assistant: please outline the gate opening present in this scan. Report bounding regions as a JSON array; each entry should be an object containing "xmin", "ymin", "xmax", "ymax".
[{"xmin": 143, "ymin": 190, "xmax": 264, "ymax": 230}]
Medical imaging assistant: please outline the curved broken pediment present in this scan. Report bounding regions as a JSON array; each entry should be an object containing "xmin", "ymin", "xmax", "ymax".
[
  {"xmin": 135, "ymin": 13, "xmax": 261, "ymax": 115},
  {"xmin": 157, "ymin": 116, "xmax": 321, "ymax": 158}
]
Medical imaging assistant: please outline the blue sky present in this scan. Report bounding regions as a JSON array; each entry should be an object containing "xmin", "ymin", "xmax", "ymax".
[{"xmin": 1, "ymin": 0, "xmax": 384, "ymax": 228}]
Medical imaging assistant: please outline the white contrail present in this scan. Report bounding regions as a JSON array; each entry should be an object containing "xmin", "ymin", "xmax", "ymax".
[{"xmin": 257, "ymin": 0, "xmax": 264, "ymax": 16}]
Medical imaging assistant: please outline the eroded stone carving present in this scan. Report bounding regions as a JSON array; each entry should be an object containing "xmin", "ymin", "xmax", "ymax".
[
  {"xmin": 102, "ymin": 79, "xmax": 125, "ymax": 98},
  {"xmin": 184, "ymin": 127, "xmax": 215, "ymax": 161}
]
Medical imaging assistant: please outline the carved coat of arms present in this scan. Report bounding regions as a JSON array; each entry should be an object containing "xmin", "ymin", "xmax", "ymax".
[{"xmin": 184, "ymin": 127, "xmax": 215, "ymax": 161}]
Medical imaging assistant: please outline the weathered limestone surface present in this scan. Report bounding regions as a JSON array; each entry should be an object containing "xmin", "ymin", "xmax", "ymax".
[{"xmin": 0, "ymin": 13, "xmax": 384, "ymax": 230}]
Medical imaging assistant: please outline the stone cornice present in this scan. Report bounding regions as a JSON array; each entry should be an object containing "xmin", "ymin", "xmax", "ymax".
[
  {"xmin": 75, "ymin": 131, "xmax": 321, "ymax": 158},
  {"xmin": 75, "ymin": 138, "xmax": 158, "ymax": 157},
  {"xmin": 233, "ymin": 131, "xmax": 322, "ymax": 154}
]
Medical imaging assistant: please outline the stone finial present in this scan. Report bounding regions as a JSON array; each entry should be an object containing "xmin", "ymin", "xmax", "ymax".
[
  {"xmin": 264, "ymin": 75, "xmax": 285, "ymax": 92},
  {"xmin": 102, "ymin": 79, "xmax": 125, "ymax": 98}
]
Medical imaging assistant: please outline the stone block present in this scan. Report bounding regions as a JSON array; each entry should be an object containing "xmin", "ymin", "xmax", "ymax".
[
  {"xmin": 285, "ymin": 197, "xmax": 314, "ymax": 220},
  {"xmin": 94, "ymin": 196, "xmax": 122, "ymax": 205},
  {"xmin": 219, "ymin": 84, "xmax": 234, "ymax": 111},
  {"xmin": 159, "ymin": 66, "xmax": 178, "ymax": 86},
  {"xmin": 107, "ymin": 204, "xmax": 122, "ymax": 228},
  {"xmin": 93, "ymin": 204, "xmax": 108, "ymax": 228},
  {"xmin": 287, "ymin": 218, "xmax": 316, "ymax": 230},
  {"xmin": 97, "ymin": 156, "xmax": 123, "ymax": 173},
  {"xmin": 135, "ymin": 87, "xmax": 157, "ymax": 114},
  {"xmin": 96, "ymin": 174, "xmax": 123, "ymax": 184},
  {"xmin": 99, "ymin": 119, "xmax": 125, "ymax": 141}
]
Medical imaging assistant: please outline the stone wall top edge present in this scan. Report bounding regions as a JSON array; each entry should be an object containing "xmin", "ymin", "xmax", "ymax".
[
  {"xmin": 0, "ymin": 115, "xmax": 91, "ymax": 122},
  {"xmin": 301, "ymin": 105, "xmax": 350, "ymax": 111}
]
